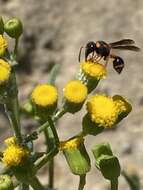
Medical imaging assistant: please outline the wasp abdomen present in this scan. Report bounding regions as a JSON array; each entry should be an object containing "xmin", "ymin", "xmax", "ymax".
[{"xmin": 113, "ymin": 57, "xmax": 124, "ymax": 74}]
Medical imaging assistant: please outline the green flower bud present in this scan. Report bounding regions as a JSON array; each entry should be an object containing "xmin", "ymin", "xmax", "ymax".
[
  {"xmin": 98, "ymin": 155, "xmax": 121, "ymax": 180},
  {"xmin": 92, "ymin": 142, "xmax": 113, "ymax": 168},
  {"xmin": 82, "ymin": 114, "xmax": 104, "ymax": 136},
  {"xmin": 0, "ymin": 17, "xmax": 4, "ymax": 35},
  {"xmin": 4, "ymin": 18, "xmax": 23, "ymax": 39},
  {"xmin": 60, "ymin": 137, "xmax": 91, "ymax": 175},
  {"xmin": 0, "ymin": 175, "xmax": 14, "ymax": 190}
]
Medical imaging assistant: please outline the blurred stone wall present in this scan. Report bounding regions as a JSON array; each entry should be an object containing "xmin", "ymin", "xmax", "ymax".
[{"xmin": 0, "ymin": 0, "xmax": 143, "ymax": 189}]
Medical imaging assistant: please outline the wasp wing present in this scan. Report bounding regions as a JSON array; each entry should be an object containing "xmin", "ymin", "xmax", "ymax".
[
  {"xmin": 109, "ymin": 39, "xmax": 135, "ymax": 47},
  {"xmin": 112, "ymin": 45, "xmax": 141, "ymax": 52}
]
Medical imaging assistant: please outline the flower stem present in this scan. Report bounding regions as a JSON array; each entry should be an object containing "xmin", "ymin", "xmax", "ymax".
[
  {"xmin": 44, "ymin": 128, "xmax": 55, "ymax": 189},
  {"xmin": 48, "ymin": 158, "xmax": 54, "ymax": 189},
  {"xmin": 47, "ymin": 116, "xmax": 59, "ymax": 146},
  {"xmin": 19, "ymin": 183, "xmax": 29, "ymax": 190},
  {"xmin": 28, "ymin": 176, "xmax": 44, "ymax": 190},
  {"xmin": 78, "ymin": 175, "xmax": 86, "ymax": 190},
  {"xmin": 111, "ymin": 179, "xmax": 118, "ymax": 190},
  {"xmin": 5, "ymin": 69, "xmax": 22, "ymax": 143},
  {"xmin": 25, "ymin": 108, "xmax": 66, "ymax": 143},
  {"xmin": 14, "ymin": 38, "xmax": 19, "ymax": 56},
  {"xmin": 35, "ymin": 147, "xmax": 58, "ymax": 171}
]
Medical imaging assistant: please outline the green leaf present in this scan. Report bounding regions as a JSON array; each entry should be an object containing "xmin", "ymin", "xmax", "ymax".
[{"xmin": 48, "ymin": 64, "xmax": 61, "ymax": 85}]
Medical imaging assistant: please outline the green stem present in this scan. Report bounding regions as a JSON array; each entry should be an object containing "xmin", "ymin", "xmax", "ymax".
[
  {"xmin": 111, "ymin": 179, "xmax": 118, "ymax": 190},
  {"xmin": 19, "ymin": 183, "xmax": 29, "ymax": 190},
  {"xmin": 28, "ymin": 176, "xmax": 44, "ymax": 190},
  {"xmin": 25, "ymin": 109, "xmax": 66, "ymax": 143},
  {"xmin": 54, "ymin": 108, "xmax": 66, "ymax": 120},
  {"xmin": 14, "ymin": 38, "xmax": 19, "ymax": 56},
  {"xmin": 47, "ymin": 116, "xmax": 59, "ymax": 146},
  {"xmin": 48, "ymin": 158, "xmax": 54, "ymax": 189},
  {"xmin": 44, "ymin": 128, "xmax": 54, "ymax": 189},
  {"xmin": 78, "ymin": 175, "xmax": 86, "ymax": 190},
  {"xmin": 5, "ymin": 70, "xmax": 22, "ymax": 143},
  {"xmin": 35, "ymin": 148, "xmax": 58, "ymax": 171}
]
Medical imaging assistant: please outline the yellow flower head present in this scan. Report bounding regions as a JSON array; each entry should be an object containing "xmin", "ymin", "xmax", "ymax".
[
  {"xmin": 80, "ymin": 61, "xmax": 107, "ymax": 80},
  {"xmin": 31, "ymin": 84, "xmax": 58, "ymax": 107},
  {"xmin": 0, "ymin": 59, "xmax": 11, "ymax": 84},
  {"xmin": 87, "ymin": 95, "xmax": 119, "ymax": 128},
  {"xmin": 4, "ymin": 136, "xmax": 17, "ymax": 146},
  {"xmin": 0, "ymin": 35, "xmax": 7, "ymax": 56},
  {"xmin": 3, "ymin": 145, "xmax": 29, "ymax": 167},
  {"xmin": 63, "ymin": 80, "xmax": 88, "ymax": 103},
  {"xmin": 60, "ymin": 137, "xmax": 84, "ymax": 150}
]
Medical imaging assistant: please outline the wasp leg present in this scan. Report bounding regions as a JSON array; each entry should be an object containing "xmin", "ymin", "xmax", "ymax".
[
  {"xmin": 94, "ymin": 56, "xmax": 102, "ymax": 63},
  {"xmin": 104, "ymin": 56, "xmax": 110, "ymax": 67}
]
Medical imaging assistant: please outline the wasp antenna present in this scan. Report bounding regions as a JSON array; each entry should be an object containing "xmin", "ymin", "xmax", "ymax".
[{"xmin": 78, "ymin": 46, "xmax": 84, "ymax": 62}]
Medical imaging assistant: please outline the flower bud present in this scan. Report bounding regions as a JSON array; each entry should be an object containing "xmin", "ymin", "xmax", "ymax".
[
  {"xmin": 77, "ymin": 61, "xmax": 107, "ymax": 93},
  {"xmin": 63, "ymin": 80, "xmax": 88, "ymax": 113},
  {"xmin": 0, "ymin": 175, "xmax": 14, "ymax": 190},
  {"xmin": 0, "ymin": 17, "xmax": 4, "ymax": 35},
  {"xmin": 60, "ymin": 137, "xmax": 91, "ymax": 175},
  {"xmin": 31, "ymin": 84, "xmax": 58, "ymax": 118},
  {"xmin": 98, "ymin": 155, "xmax": 121, "ymax": 180},
  {"xmin": 92, "ymin": 142, "xmax": 113, "ymax": 168},
  {"xmin": 4, "ymin": 18, "xmax": 23, "ymax": 39}
]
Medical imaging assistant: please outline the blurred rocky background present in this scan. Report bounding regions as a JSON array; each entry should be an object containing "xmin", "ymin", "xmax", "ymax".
[{"xmin": 0, "ymin": 0, "xmax": 143, "ymax": 189}]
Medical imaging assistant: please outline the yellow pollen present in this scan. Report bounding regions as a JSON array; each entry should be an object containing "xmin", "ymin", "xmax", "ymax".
[
  {"xmin": 87, "ymin": 95, "xmax": 118, "ymax": 128},
  {"xmin": 63, "ymin": 80, "xmax": 88, "ymax": 103},
  {"xmin": 31, "ymin": 84, "xmax": 58, "ymax": 107},
  {"xmin": 60, "ymin": 137, "xmax": 84, "ymax": 150},
  {"xmin": 0, "ymin": 59, "xmax": 11, "ymax": 84},
  {"xmin": 3, "ymin": 145, "xmax": 29, "ymax": 167},
  {"xmin": 80, "ymin": 61, "xmax": 107, "ymax": 80},
  {"xmin": 4, "ymin": 136, "xmax": 17, "ymax": 146},
  {"xmin": 0, "ymin": 35, "xmax": 7, "ymax": 56}
]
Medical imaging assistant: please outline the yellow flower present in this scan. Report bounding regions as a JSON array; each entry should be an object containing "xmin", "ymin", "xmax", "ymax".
[
  {"xmin": 3, "ymin": 145, "xmax": 29, "ymax": 167},
  {"xmin": 4, "ymin": 136, "xmax": 17, "ymax": 146},
  {"xmin": 0, "ymin": 59, "xmax": 11, "ymax": 84},
  {"xmin": 0, "ymin": 35, "xmax": 7, "ymax": 56},
  {"xmin": 31, "ymin": 84, "xmax": 58, "ymax": 107},
  {"xmin": 87, "ymin": 95, "xmax": 119, "ymax": 128},
  {"xmin": 60, "ymin": 137, "xmax": 84, "ymax": 150},
  {"xmin": 80, "ymin": 61, "xmax": 107, "ymax": 80},
  {"xmin": 63, "ymin": 80, "xmax": 87, "ymax": 103}
]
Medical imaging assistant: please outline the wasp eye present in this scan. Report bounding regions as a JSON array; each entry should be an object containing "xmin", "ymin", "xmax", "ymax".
[{"xmin": 85, "ymin": 41, "xmax": 96, "ymax": 61}]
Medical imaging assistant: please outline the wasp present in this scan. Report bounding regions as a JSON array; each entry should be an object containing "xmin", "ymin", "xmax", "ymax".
[{"xmin": 78, "ymin": 39, "xmax": 140, "ymax": 74}]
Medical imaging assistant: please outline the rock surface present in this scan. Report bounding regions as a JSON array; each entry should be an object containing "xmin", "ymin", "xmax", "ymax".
[{"xmin": 0, "ymin": 0, "xmax": 143, "ymax": 189}]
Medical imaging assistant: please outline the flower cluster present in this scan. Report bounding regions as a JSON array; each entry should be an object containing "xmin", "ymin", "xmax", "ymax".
[{"xmin": 0, "ymin": 16, "xmax": 136, "ymax": 190}]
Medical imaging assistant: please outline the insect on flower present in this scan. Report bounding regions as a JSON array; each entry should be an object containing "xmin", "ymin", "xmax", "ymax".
[{"xmin": 78, "ymin": 39, "xmax": 141, "ymax": 74}]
